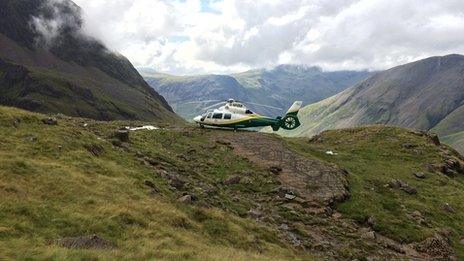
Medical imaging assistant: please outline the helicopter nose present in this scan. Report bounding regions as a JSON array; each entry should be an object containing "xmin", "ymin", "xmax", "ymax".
[{"xmin": 193, "ymin": 116, "xmax": 201, "ymax": 122}]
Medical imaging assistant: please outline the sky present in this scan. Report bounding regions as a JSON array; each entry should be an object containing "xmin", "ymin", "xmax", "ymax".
[{"xmin": 69, "ymin": 0, "xmax": 464, "ymax": 75}]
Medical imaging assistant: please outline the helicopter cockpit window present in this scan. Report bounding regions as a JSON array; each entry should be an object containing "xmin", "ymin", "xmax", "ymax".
[
  {"xmin": 224, "ymin": 113, "xmax": 232, "ymax": 119},
  {"xmin": 232, "ymin": 103, "xmax": 243, "ymax": 108},
  {"xmin": 207, "ymin": 112, "xmax": 212, "ymax": 118},
  {"xmin": 212, "ymin": 113, "xmax": 223, "ymax": 119},
  {"xmin": 245, "ymin": 110, "xmax": 253, "ymax": 114}
]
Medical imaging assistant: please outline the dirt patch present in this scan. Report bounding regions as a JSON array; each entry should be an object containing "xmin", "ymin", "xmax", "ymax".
[
  {"xmin": 56, "ymin": 234, "xmax": 117, "ymax": 250},
  {"xmin": 210, "ymin": 131, "xmax": 349, "ymax": 207}
]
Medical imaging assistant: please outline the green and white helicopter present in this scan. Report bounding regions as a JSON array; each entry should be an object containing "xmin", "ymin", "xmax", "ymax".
[{"xmin": 193, "ymin": 99, "xmax": 302, "ymax": 131}]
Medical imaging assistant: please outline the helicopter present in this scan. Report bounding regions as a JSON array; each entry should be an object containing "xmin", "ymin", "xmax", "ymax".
[{"xmin": 193, "ymin": 99, "xmax": 302, "ymax": 131}]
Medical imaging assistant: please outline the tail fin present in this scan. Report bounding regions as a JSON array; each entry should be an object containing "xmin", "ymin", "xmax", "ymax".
[
  {"xmin": 286, "ymin": 101, "xmax": 302, "ymax": 116},
  {"xmin": 279, "ymin": 101, "xmax": 302, "ymax": 130}
]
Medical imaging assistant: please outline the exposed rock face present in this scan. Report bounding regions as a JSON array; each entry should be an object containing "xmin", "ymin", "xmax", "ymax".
[{"xmin": 212, "ymin": 132, "xmax": 349, "ymax": 207}]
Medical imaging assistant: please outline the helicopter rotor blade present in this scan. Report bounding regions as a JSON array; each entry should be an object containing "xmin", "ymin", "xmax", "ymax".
[
  {"xmin": 202, "ymin": 101, "xmax": 226, "ymax": 111},
  {"xmin": 184, "ymin": 100, "xmax": 222, "ymax": 104},
  {"xmin": 242, "ymin": 101, "xmax": 283, "ymax": 110}
]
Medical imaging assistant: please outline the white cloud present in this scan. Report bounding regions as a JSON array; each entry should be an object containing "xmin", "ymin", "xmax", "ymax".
[
  {"xmin": 71, "ymin": 0, "xmax": 464, "ymax": 75},
  {"xmin": 31, "ymin": 0, "xmax": 82, "ymax": 47}
]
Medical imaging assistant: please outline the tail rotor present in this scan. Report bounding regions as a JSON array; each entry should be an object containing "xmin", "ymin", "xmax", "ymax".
[{"xmin": 275, "ymin": 101, "xmax": 302, "ymax": 131}]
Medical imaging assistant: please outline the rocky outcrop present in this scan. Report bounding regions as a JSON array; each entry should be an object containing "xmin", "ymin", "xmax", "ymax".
[
  {"xmin": 211, "ymin": 132, "xmax": 349, "ymax": 208},
  {"xmin": 415, "ymin": 233, "xmax": 455, "ymax": 259}
]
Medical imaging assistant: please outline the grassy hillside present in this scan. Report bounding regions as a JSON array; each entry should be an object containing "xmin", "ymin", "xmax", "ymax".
[
  {"xmin": 0, "ymin": 106, "xmax": 306, "ymax": 260},
  {"xmin": 1, "ymin": 106, "xmax": 464, "ymax": 259}
]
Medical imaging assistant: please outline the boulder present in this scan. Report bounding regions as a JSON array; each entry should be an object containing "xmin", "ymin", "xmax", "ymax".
[
  {"xmin": 388, "ymin": 179, "xmax": 417, "ymax": 194},
  {"xmin": 42, "ymin": 117, "xmax": 58, "ymax": 125},
  {"xmin": 269, "ymin": 166, "xmax": 283, "ymax": 174},
  {"xmin": 332, "ymin": 212, "xmax": 342, "ymax": 219},
  {"xmin": 426, "ymin": 158, "xmax": 464, "ymax": 176},
  {"xmin": 177, "ymin": 195, "xmax": 192, "ymax": 204},
  {"xmin": 169, "ymin": 176, "xmax": 185, "ymax": 190},
  {"xmin": 366, "ymin": 216, "xmax": 376, "ymax": 227},
  {"xmin": 25, "ymin": 135, "xmax": 37, "ymax": 142},
  {"xmin": 401, "ymin": 185, "xmax": 417, "ymax": 195},
  {"xmin": 428, "ymin": 133, "xmax": 441, "ymax": 146},
  {"xmin": 215, "ymin": 140, "xmax": 232, "ymax": 146},
  {"xmin": 360, "ymin": 230, "xmax": 376, "ymax": 240},
  {"xmin": 248, "ymin": 209, "xmax": 263, "ymax": 219},
  {"xmin": 285, "ymin": 194, "xmax": 296, "ymax": 200},
  {"xmin": 12, "ymin": 118, "xmax": 20, "ymax": 128},
  {"xmin": 114, "ymin": 130, "xmax": 130, "ymax": 142},
  {"xmin": 401, "ymin": 143, "xmax": 417, "ymax": 149},
  {"xmin": 280, "ymin": 223, "xmax": 289, "ymax": 230},
  {"xmin": 413, "ymin": 172, "xmax": 426, "ymax": 179},
  {"xmin": 443, "ymin": 203, "xmax": 455, "ymax": 213},
  {"xmin": 223, "ymin": 176, "xmax": 241, "ymax": 185},
  {"xmin": 409, "ymin": 210, "xmax": 425, "ymax": 224}
]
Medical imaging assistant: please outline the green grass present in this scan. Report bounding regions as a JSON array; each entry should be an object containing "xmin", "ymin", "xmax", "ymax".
[
  {"xmin": 3, "ymin": 105, "xmax": 464, "ymax": 259},
  {"xmin": 0, "ymin": 106, "xmax": 309, "ymax": 260},
  {"xmin": 286, "ymin": 125, "xmax": 464, "ymax": 258}
]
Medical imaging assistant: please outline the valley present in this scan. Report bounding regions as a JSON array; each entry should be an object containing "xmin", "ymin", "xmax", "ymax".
[{"xmin": 144, "ymin": 66, "xmax": 371, "ymax": 120}]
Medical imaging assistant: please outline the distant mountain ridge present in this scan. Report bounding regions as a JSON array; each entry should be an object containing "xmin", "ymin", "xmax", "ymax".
[
  {"xmin": 144, "ymin": 65, "xmax": 371, "ymax": 120},
  {"xmin": 0, "ymin": 0, "xmax": 179, "ymax": 123},
  {"xmin": 280, "ymin": 54, "xmax": 464, "ymax": 153}
]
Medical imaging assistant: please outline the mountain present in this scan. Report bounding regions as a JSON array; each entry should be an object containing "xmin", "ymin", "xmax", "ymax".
[
  {"xmin": 279, "ymin": 54, "xmax": 464, "ymax": 152},
  {"xmin": 2, "ymin": 105, "xmax": 464, "ymax": 259},
  {"xmin": 144, "ymin": 65, "xmax": 371, "ymax": 120},
  {"xmin": 0, "ymin": 0, "xmax": 179, "ymax": 123}
]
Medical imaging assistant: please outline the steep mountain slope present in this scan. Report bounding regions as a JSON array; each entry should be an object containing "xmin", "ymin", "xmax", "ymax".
[
  {"xmin": 0, "ymin": 0, "xmax": 179, "ymax": 123},
  {"xmin": 442, "ymin": 131, "xmax": 464, "ymax": 154},
  {"xmin": 2, "ymin": 105, "xmax": 464, "ymax": 259},
  {"xmin": 144, "ymin": 66, "xmax": 371, "ymax": 120},
  {"xmin": 280, "ymin": 55, "xmax": 464, "ymax": 151}
]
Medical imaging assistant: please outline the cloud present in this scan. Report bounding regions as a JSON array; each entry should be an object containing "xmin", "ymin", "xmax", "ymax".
[
  {"xmin": 69, "ymin": 0, "xmax": 464, "ymax": 74},
  {"xmin": 30, "ymin": 0, "xmax": 83, "ymax": 47}
]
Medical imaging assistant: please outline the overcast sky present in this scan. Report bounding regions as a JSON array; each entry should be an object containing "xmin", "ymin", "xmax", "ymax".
[{"xmin": 71, "ymin": 0, "xmax": 464, "ymax": 75}]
